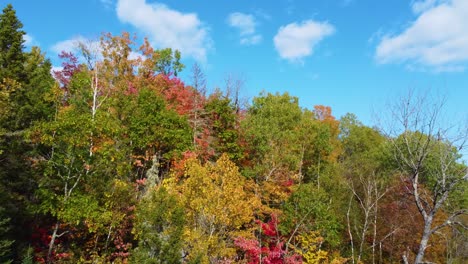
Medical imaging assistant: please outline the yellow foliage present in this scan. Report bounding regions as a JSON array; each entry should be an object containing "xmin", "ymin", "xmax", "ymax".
[
  {"xmin": 0, "ymin": 78, "xmax": 20, "ymax": 117},
  {"xmin": 165, "ymin": 154, "xmax": 261, "ymax": 261},
  {"xmin": 292, "ymin": 231, "xmax": 347, "ymax": 264}
]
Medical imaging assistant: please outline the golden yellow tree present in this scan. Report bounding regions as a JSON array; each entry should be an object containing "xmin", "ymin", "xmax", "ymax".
[
  {"xmin": 292, "ymin": 231, "xmax": 347, "ymax": 264},
  {"xmin": 165, "ymin": 154, "xmax": 261, "ymax": 263}
]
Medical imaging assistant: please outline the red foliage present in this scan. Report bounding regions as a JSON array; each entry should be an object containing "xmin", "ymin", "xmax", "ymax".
[
  {"xmin": 171, "ymin": 150, "xmax": 198, "ymax": 178},
  {"xmin": 31, "ymin": 224, "xmax": 71, "ymax": 263},
  {"xmin": 258, "ymin": 214, "xmax": 279, "ymax": 237},
  {"xmin": 125, "ymin": 81, "xmax": 138, "ymax": 95},
  {"xmin": 194, "ymin": 127, "xmax": 215, "ymax": 161},
  {"xmin": 53, "ymin": 51, "xmax": 81, "ymax": 88},
  {"xmin": 235, "ymin": 215, "xmax": 302, "ymax": 264},
  {"xmin": 160, "ymin": 75, "xmax": 204, "ymax": 116},
  {"xmin": 377, "ymin": 180, "xmax": 423, "ymax": 261}
]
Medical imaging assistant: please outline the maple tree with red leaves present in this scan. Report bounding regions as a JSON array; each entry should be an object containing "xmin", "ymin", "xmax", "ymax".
[{"xmin": 235, "ymin": 215, "xmax": 302, "ymax": 264}]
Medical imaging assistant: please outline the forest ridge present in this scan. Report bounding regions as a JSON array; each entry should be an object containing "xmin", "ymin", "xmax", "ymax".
[{"xmin": 0, "ymin": 4, "xmax": 467, "ymax": 264}]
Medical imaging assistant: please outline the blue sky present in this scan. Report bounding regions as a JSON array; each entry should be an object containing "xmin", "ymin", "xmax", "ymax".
[{"xmin": 9, "ymin": 0, "xmax": 468, "ymax": 126}]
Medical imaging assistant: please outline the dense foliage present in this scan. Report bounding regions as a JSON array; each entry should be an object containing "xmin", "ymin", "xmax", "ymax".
[{"xmin": 0, "ymin": 4, "xmax": 466, "ymax": 264}]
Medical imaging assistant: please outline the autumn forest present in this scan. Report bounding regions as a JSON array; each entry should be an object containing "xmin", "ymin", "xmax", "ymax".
[{"xmin": 0, "ymin": 4, "xmax": 467, "ymax": 264}]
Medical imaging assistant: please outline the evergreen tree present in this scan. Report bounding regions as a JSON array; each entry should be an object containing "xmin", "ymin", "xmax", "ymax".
[
  {"xmin": 0, "ymin": 203, "xmax": 13, "ymax": 264},
  {"xmin": 0, "ymin": 4, "xmax": 25, "ymax": 82},
  {"xmin": 0, "ymin": 4, "xmax": 55, "ymax": 261},
  {"xmin": 14, "ymin": 47, "xmax": 55, "ymax": 129}
]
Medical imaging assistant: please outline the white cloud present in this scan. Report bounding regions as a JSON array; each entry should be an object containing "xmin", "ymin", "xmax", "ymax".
[
  {"xmin": 273, "ymin": 20, "xmax": 335, "ymax": 62},
  {"xmin": 51, "ymin": 36, "xmax": 95, "ymax": 54},
  {"xmin": 116, "ymin": 0, "xmax": 211, "ymax": 62},
  {"xmin": 376, "ymin": 0, "xmax": 468, "ymax": 72},
  {"xmin": 51, "ymin": 36, "xmax": 147, "ymax": 65},
  {"xmin": 411, "ymin": 0, "xmax": 448, "ymax": 14},
  {"xmin": 23, "ymin": 34, "xmax": 34, "ymax": 46},
  {"xmin": 50, "ymin": 36, "xmax": 103, "ymax": 66},
  {"xmin": 227, "ymin": 12, "xmax": 263, "ymax": 46},
  {"xmin": 227, "ymin": 12, "xmax": 256, "ymax": 36},
  {"xmin": 50, "ymin": 66, "xmax": 64, "ymax": 76},
  {"xmin": 254, "ymin": 9, "xmax": 271, "ymax": 21},
  {"xmin": 240, "ymin": 35, "xmax": 262, "ymax": 45},
  {"xmin": 128, "ymin": 51, "xmax": 146, "ymax": 61}
]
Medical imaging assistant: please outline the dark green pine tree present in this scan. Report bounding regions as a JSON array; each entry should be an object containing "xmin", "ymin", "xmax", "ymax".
[
  {"xmin": 0, "ymin": 4, "xmax": 25, "ymax": 82},
  {"xmin": 14, "ymin": 47, "xmax": 55, "ymax": 129},
  {"xmin": 0, "ymin": 192, "xmax": 13, "ymax": 264},
  {"xmin": 0, "ymin": 4, "xmax": 56, "ymax": 262}
]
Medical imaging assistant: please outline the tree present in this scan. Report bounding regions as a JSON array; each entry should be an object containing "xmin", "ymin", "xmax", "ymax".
[
  {"xmin": 0, "ymin": 5, "xmax": 57, "ymax": 261},
  {"xmin": 339, "ymin": 113, "xmax": 390, "ymax": 264},
  {"xmin": 204, "ymin": 91, "xmax": 243, "ymax": 162},
  {"xmin": 243, "ymin": 92, "xmax": 303, "ymax": 180},
  {"xmin": 165, "ymin": 154, "xmax": 261, "ymax": 262},
  {"xmin": 281, "ymin": 183, "xmax": 343, "ymax": 252},
  {"xmin": 234, "ymin": 214, "xmax": 302, "ymax": 264},
  {"xmin": 153, "ymin": 48, "xmax": 184, "ymax": 76},
  {"xmin": 14, "ymin": 47, "xmax": 55, "ymax": 129},
  {"xmin": 383, "ymin": 91, "xmax": 468, "ymax": 264},
  {"xmin": 132, "ymin": 186, "xmax": 185, "ymax": 264},
  {"xmin": 0, "ymin": 205, "xmax": 13, "ymax": 264},
  {"xmin": 299, "ymin": 107, "xmax": 341, "ymax": 185},
  {"xmin": 32, "ymin": 33, "xmax": 194, "ymax": 262},
  {"xmin": 188, "ymin": 63, "xmax": 208, "ymax": 149},
  {"xmin": 0, "ymin": 4, "xmax": 25, "ymax": 83}
]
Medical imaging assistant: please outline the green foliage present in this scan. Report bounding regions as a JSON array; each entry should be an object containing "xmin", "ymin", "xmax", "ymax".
[
  {"xmin": 281, "ymin": 183, "xmax": 343, "ymax": 248},
  {"xmin": 153, "ymin": 48, "xmax": 184, "ymax": 76},
  {"xmin": 0, "ymin": 5, "xmax": 55, "ymax": 131},
  {"xmin": 0, "ymin": 4, "xmax": 25, "ymax": 82},
  {"xmin": 0, "ymin": 206, "xmax": 13, "ymax": 264},
  {"xmin": 242, "ymin": 92, "xmax": 303, "ymax": 178},
  {"xmin": 20, "ymin": 246, "xmax": 33, "ymax": 264},
  {"xmin": 0, "ymin": 8, "xmax": 57, "ymax": 261},
  {"xmin": 204, "ymin": 92, "xmax": 243, "ymax": 162},
  {"xmin": 132, "ymin": 187, "xmax": 185, "ymax": 264},
  {"xmin": 392, "ymin": 131, "xmax": 463, "ymax": 188},
  {"xmin": 339, "ymin": 113, "xmax": 389, "ymax": 173},
  {"xmin": 12, "ymin": 47, "xmax": 55, "ymax": 130},
  {"xmin": 299, "ymin": 108, "xmax": 340, "ymax": 183},
  {"xmin": 125, "ymin": 87, "xmax": 192, "ymax": 159},
  {"xmin": 0, "ymin": 7, "xmax": 465, "ymax": 263}
]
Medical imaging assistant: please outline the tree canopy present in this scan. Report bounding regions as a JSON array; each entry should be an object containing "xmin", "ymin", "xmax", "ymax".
[{"xmin": 0, "ymin": 4, "xmax": 466, "ymax": 264}]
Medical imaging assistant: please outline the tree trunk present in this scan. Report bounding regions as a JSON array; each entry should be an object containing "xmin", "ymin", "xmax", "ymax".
[
  {"xmin": 47, "ymin": 222, "xmax": 59, "ymax": 263},
  {"xmin": 414, "ymin": 216, "xmax": 433, "ymax": 264}
]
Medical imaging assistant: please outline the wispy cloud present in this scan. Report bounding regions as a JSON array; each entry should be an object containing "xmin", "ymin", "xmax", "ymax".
[
  {"xmin": 51, "ymin": 36, "xmax": 99, "ymax": 55},
  {"xmin": 227, "ymin": 12, "xmax": 262, "ymax": 46},
  {"xmin": 23, "ymin": 34, "xmax": 36, "ymax": 47},
  {"xmin": 116, "ymin": 0, "xmax": 211, "ymax": 62},
  {"xmin": 51, "ymin": 35, "xmax": 146, "ymax": 65},
  {"xmin": 240, "ymin": 35, "xmax": 262, "ymax": 45},
  {"xmin": 375, "ymin": 0, "xmax": 468, "ymax": 72},
  {"xmin": 227, "ymin": 12, "xmax": 255, "ymax": 35},
  {"xmin": 100, "ymin": 0, "xmax": 114, "ymax": 9},
  {"xmin": 411, "ymin": 0, "xmax": 448, "ymax": 14},
  {"xmin": 274, "ymin": 20, "xmax": 335, "ymax": 62}
]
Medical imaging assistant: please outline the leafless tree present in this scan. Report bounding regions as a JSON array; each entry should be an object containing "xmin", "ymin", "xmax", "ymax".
[
  {"xmin": 347, "ymin": 171, "xmax": 388, "ymax": 264},
  {"xmin": 191, "ymin": 62, "xmax": 207, "ymax": 96},
  {"xmin": 382, "ymin": 90, "xmax": 468, "ymax": 264},
  {"xmin": 224, "ymin": 73, "xmax": 246, "ymax": 114},
  {"xmin": 189, "ymin": 63, "xmax": 208, "ymax": 147}
]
